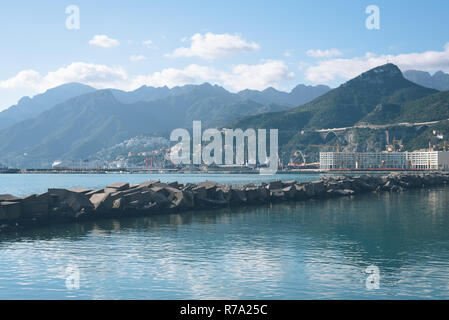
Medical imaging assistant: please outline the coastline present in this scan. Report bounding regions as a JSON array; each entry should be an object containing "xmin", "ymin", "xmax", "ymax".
[
  {"xmin": 1, "ymin": 168, "xmax": 436, "ymax": 175},
  {"xmin": 1, "ymin": 172, "xmax": 448, "ymax": 231}
]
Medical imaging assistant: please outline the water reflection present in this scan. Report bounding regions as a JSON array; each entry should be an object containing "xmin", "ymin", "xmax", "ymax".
[{"xmin": 1, "ymin": 187, "xmax": 449, "ymax": 299}]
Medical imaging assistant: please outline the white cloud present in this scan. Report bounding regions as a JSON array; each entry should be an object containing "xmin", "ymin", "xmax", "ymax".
[
  {"xmin": 88, "ymin": 35, "xmax": 120, "ymax": 48},
  {"xmin": 166, "ymin": 32, "xmax": 260, "ymax": 60},
  {"xmin": 0, "ymin": 62, "xmax": 128, "ymax": 92},
  {"xmin": 305, "ymin": 43, "xmax": 449, "ymax": 83},
  {"xmin": 131, "ymin": 64, "xmax": 219, "ymax": 88},
  {"xmin": 0, "ymin": 70, "xmax": 42, "ymax": 90},
  {"xmin": 130, "ymin": 55, "xmax": 147, "ymax": 62},
  {"xmin": 221, "ymin": 60, "xmax": 294, "ymax": 91},
  {"xmin": 306, "ymin": 48, "xmax": 343, "ymax": 58},
  {"xmin": 132, "ymin": 60, "xmax": 292, "ymax": 91},
  {"xmin": 142, "ymin": 40, "xmax": 152, "ymax": 48},
  {"xmin": 0, "ymin": 60, "xmax": 292, "ymax": 95}
]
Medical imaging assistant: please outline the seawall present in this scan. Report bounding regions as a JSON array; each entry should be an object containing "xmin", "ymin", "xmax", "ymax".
[{"xmin": 1, "ymin": 172, "xmax": 449, "ymax": 231}]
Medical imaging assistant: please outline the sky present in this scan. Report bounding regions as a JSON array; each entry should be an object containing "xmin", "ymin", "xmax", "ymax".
[{"xmin": 0, "ymin": 0, "xmax": 448, "ymax": 110}]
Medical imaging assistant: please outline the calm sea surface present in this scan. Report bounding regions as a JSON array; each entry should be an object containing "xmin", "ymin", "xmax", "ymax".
[
  {"xmin": 0, "ymin": 173, "xmax": 321, "ymax": 197},
  {"xmin": 1, "ymin": 174, "xmax": 449, "ymax": 299}
]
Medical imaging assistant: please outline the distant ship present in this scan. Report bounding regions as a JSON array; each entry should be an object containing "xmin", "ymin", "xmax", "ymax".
[{"xmin": 0, "ymin": 168, "xmax": 20, "ymax": 174}]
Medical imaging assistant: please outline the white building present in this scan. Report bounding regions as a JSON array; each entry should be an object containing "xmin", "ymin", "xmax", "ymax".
[
  {"xmin": 320, "ymin": 151, "xmax": 449, "ymax": 170},
  {"xmin": 405, "ymin": 151, "xmax": 449, "ymax": 170}
]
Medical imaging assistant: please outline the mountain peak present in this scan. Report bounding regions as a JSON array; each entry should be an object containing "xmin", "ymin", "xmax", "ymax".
[
  {"xmin": 402, "ymin": 69, "xmax": 449, "ymax": 91},
  {"xmin": 0, "ymin": 82, "xmax": 97, "ymax": 131},
  {"xmin": 262, "ymin": 87, "xmax": 279, "ymax": 93},
  {"xmin": 17, "ymin": 96, "xmax": 32, "ymax": 105},
  {"xmin": 434, "ymin": 71, "xmax": 446, "ymax": 76},
  {"xmin": 291, "ymin": 83, "xmax": 331, "ymax": 94},
  {"xmin": 41, "ymin": 82, "xmax": 96, "ymax": 95},
  {"xmin": 361, "ymin": 63, "xmax": 402, "ymax": 78},
  {"xmin": 344, "ymin": 63, "xmax": 404, "ymax": 87}
]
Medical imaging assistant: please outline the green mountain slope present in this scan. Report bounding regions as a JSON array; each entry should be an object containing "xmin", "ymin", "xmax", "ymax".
[
  {"xmin": 399, "ymin": 90, "xmax": 449, "ymax": 122},
  {"xmin": 359, "ymin": 90, "xmax": 449, "ymax": 125},
  {"xmin": 231, "ymin": 64, "xmax": 437, "ymax": 131},
  {"xmin": 228, "ymin": 64, "xmax": 446, "ymax": 160},
  {"xmin": 237, "ymin": 84, "xmax": 330, "ymax": 106}
]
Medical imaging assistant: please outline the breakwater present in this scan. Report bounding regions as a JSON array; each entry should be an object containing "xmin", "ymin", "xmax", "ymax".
[{"xmin": 1, "ymin": 172, "xmax": 448, "ymax": 230}]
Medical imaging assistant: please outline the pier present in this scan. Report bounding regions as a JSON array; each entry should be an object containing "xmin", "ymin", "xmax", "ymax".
[{"xmin": 1, "ymin": 172, "xmax": 449, "ymax": 230}]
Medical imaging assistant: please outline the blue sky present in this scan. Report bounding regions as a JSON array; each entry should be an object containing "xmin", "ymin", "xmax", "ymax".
[{"xmin": 0, "ymin": 0, "xmax": 448, "ymax": 110}]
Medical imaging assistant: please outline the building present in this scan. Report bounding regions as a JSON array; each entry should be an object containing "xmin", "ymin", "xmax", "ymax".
[
  {"xmin": 405, "ymin": 151, "xmax": 449, "ymax": 170},
  {"xmin": 320, "ymin": 151, "xmax": 449, "ymax": 170},
  {"xmin": 319, "ymin": 152, "xmax": 408, "ymax": 170}
]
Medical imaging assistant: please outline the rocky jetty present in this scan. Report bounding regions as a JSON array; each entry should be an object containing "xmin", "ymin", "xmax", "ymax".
[{"xmin": 1, "ymin": 172, "xmax": 449, "ymax": 230}]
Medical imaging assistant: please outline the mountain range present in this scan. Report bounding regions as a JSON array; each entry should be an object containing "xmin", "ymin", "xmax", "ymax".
[
  {"xmin": 237, "ymin": 84, "xmax": 330, "ymax": 106},
  {"xmin": 230, "ymin": 64, "xmax": 438, "ymax": 130},
  {"xmin": 0, "ymin": 82, "xmax": 331, "ymax": 131},
  {"xmin": 230, "ymin": 64, "xmax": 449, "ymax": 157},
  {"xmin": 0, "ymin": 82, "xmax": 330, "ymax": 167},
  {"xmin": 1, "ymin": 63, "xmax": 449, "ymax": 168}
]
